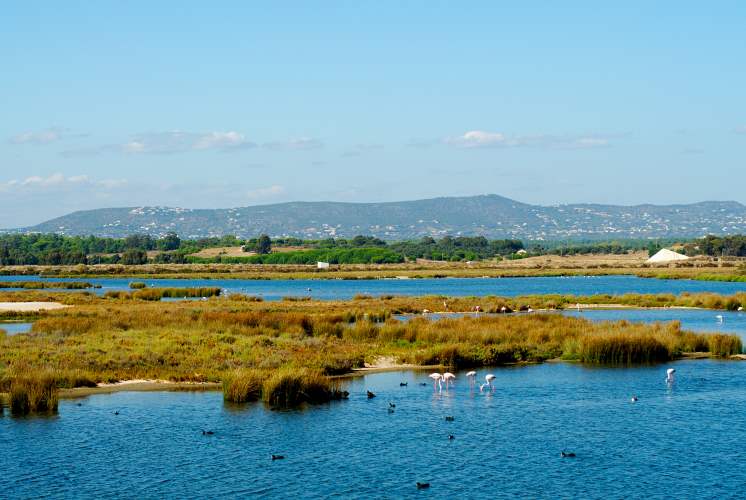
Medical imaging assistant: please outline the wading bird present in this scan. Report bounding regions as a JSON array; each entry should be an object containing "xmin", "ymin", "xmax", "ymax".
[
  {"xmin": 716, "ymin": 314, "xmax": 724, "ymax": 323},
  {"xmin": 480, "ymin": 374, "xmax": 496, "ymax": 392},
  {"xmin": 666, "ymin": 368, "xmax": 676, "ymax": 385},
  {"xmin": 429, "ymin": 373, "xmax": 443, "ymax": 391},
  {"xmin": 442, "ymin": 372, "xmax": 456, "ymax": 388},
  {"xmin": 466, "ymin": 371, "xmax": 477, "ymax": 387}
]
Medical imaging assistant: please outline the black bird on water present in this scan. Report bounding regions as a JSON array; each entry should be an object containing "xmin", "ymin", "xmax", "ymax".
[
  {"xmin": 113, "ymin": 411, "xmax": 120, "ymax": 416},
  {"xmin": 202, "ymin": 430, "xmax": 215, "ymax": 436},
  {"xmin": 416, "ymin": 482, "xmax": 430, "ymax": 490},
  {"xmin": 561, "ymin": 451, "xmax": 576, "ymax": 458},
  {"xmin": 367, "ymin": 390, "xmax": 376, "ymax": 399},
  {"xmin": 389, "ymin": 402, "xmax": 396, "ymax": 408},
  {"xmin": 271, "ymin": 454, "xmax": 285, "ymax": 461},
  {"xmin": 400, "ymin": 382, "xmax": 408, "ymax": 387},
  {"xmin": 445, "ymin": 416, "xmax": 455, "ymax": 422},
  {"xmin": 448, "ymin": 435, "xmax": 455, "ymax": 440},
  {"xmin": 418, "ymin": 382, "xmax": 428, "ymax": 387}
]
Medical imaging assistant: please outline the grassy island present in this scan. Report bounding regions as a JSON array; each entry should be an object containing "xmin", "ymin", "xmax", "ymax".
[{"xmin": 1, "ymin": 290, "xmax": 743, "ymax": 413}]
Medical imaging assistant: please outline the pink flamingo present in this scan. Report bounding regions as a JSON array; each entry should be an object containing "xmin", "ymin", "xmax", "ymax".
[
  {"xmin": 480, "ymin": 374, "xmax": 496, "ymax": 392},
  {"xmin": 443, "ymin": 372, "xmax": 456, "ymax": 389},
  {"xmin": 466, "ymin": 371, "xmax": 477, "ymax": 388},
  {"xmin": 429, "ymin": 373, "xmax": 443, "ymax": 391}
]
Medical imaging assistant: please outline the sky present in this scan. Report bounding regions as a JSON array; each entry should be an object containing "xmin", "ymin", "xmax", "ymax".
[{"xmin": 1, "ymin": 1, "xmax": 745, "ymax": 228}]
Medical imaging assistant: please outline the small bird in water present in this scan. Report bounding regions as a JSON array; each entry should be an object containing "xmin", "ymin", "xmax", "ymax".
[
  {"xmin": 416, "ymin": 482, "xmax": 430, "ymax": 490},
  {"xmin": 448, "ymin": 435, "xmax": 455, "ymax": 440},
  {"xmin": 367, "ymin": 390, "xmax": 376, "ymax": 399},
  {"xmin": 400, "ymin": 382, "xmax": 408, "ymax": 387},
  {"xmin": 113, "ymin": 411, "xmax": 120, "ymax": 415},
  {"xmin": 389, "ymin": 402, "xmax": 396, "ymax": 408},
  {"xmin": 445, "ymin": 416, "xmax": 454, "ymax": 422},
  {"xmin": 631, "ymin": 395, "xmax": 638, "ymax": 403},
  {"xmin": 388, "ymin": 407, "xmax": 395, "ymax": 414},
  {"xmin": 76, "ymin": 402, "xmax": 82, "ymax": 407},
  {"xmin": 271, "ymin": 454, "xmax": 285, "ymax": 461},
  {"xmin": 561, "ymin": 451, "xmax": 576, "ymax": 458},
  {"xmin": 202, "ymin": 430, "xmax": 215, "ymax": 435},
  {"xmin": 418, "ymin": 382, "xmax": 428, "ymax": 387}
]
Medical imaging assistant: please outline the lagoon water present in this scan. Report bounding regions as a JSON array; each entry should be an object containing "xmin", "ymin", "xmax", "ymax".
[
  {"xmin": 3, "ymin": 362, "xmax": 746, "ymax": 498},
  {"xmin": 0, "ymin": 322, "xmax": 32, "ymax": 336},
  {"xmin": 2, "ymin": 274, "xmax": 746, "ymax": 300}
]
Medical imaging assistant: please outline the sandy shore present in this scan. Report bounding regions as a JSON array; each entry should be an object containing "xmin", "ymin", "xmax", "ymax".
[
  {"xmin": 59, "ymin": 379, "xmax": 221, "ymax": 398},
  {"xmin": 0, "ymin": 301, "xmax": 69, "ymax": 312}
]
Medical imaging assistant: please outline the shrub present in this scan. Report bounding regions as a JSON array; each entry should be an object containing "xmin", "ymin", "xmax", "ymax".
[
  {"xmin": 578, "ymin": 334, "xmax": 671, "ymax": 365},
  {"xmin": 129, "ymin": 282, "xmax": 147, "ymax": 289}
]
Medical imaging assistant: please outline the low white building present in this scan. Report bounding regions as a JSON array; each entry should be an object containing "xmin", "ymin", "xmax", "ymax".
[
  {"xmin": 646, "ymin": 248, "xmax": 689, "ymax": 264},
  {"xmin": 317, "ymin": 261, "xmax": 330, "ymax": 269}
]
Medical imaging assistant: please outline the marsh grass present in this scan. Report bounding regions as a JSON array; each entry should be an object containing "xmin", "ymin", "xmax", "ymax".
[
  {"xmin": 129, "ymin": 282, "xmax": 147, "ymax": 289},
  {"xmin": 0, "ymin": 281, "xmax": 93, "ymax": 289},
  {"xmin": 104, "ymin": 287, "xmax": 222, "ymax": 301},
  {"xmin": 261, "ymin": 367, "xmax": 346, "ymax": 407},
  {"xmin": 7, "ymin": 371, "xmax": 59, "ymax": 415},
  {"xmin": 1, "ymin": 293, "xmax": 742, "ymax": 404},
  {"xmin": 223, "ymin": 369, "xmax": 265, "ymax": 403}
]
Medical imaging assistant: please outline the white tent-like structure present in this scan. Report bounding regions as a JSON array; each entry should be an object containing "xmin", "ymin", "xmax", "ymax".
[{"xmin": 646, "ymin": 248, "xmax": 689, "ymax": 264}]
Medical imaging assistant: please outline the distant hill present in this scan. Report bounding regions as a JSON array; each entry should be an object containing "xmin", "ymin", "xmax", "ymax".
[{"xmin": 11, "ymin": 195, "xmax": 746, "ymax": 240}]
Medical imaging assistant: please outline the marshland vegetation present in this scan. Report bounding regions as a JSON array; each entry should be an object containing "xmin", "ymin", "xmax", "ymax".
[{"xmin": 0, "ymin": 291, "xmax": 742, "ymax": 412}]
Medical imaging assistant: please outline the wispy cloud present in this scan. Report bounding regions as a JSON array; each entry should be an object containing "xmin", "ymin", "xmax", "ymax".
[
  {"xmin": 444, "ymin": 130, "xmax": 613, "ymax": 150},
  {"xmin": 9, "ymin": 127, "xmax": 79, "ymax": 145},
  {"xmin": 61, "ymin": 130, "xmax": 255, "ymax": 157},
  {"xmin": 0, "ymin": 173, "xmax": 127, "ymax": 193},
  {"xmin": 263, "ymin": 137, "xmax": 323, "ymax": 151}
]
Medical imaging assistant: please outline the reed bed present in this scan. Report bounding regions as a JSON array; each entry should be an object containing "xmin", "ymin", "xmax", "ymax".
[
  {"xmin": 4, "ymin": 371, "xmax": 59, "ymax": 415},
  {"xmin": 223, "ymin": 369, "xmax": 265, "ymax": 403},
  {"xmin": 261, "ymin": 367, "xmax": 347, "ymax": 407},
  {"xmin": 128, "ymin": 282, "xmax": 147, "ymax": 289},
  {"xmin": 103, "ymin": 287, "xmax": 222, "ymax": 301},
  {"xmin": 0, "ymin": 294, "xmax": 741, "ymax": 408},
  {"xmin": 0, "ymin": 281, "xmax": 94, "ymax": 289}
]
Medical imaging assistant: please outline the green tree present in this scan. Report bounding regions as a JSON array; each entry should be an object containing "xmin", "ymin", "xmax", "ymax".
[
  {"xmin": 122, "ymin": 249, "xmax": 148, "ymax": 265},
  {"xmin": 256, "ymin": 234, "xmax": 272, "ymax": 255}
]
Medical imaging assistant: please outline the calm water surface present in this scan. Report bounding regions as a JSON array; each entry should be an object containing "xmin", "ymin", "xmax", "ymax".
[
  {"xmin": 2, "ymin": 275, "xmax": 745, "ymax": 300},
  {"xmin": 0, "ymin": 322, "xmax": 33, "ymax": 335},
  {"xmin": 2, "ymin": 362, "xmax": 745, "ymax": 498}
]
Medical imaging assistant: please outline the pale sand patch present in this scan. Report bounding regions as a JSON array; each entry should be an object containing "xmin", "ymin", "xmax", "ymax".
[
  {"xmin": 60, "ymin": 379, "xmax": 221, "ymax": 398},
  {"xmin": 0, "ymin": 302, "xmax": 69, "ymax": 312}
]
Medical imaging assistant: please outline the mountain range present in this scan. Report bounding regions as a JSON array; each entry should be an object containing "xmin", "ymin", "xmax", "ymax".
[{"xmin": 9, "ymin": 195, "xmax": 746, "ymax": 240}]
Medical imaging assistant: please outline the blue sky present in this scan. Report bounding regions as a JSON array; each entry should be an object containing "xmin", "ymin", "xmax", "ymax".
[{"xmin": 1, "ymin": 1, "xmax": 745, "ymax": 227}]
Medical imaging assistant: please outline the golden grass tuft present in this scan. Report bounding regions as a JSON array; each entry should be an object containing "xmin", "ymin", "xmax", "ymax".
[
  {"xmin": 8, "ymin": 371, "xmax": 59, "ymax": 415},
  {"xmin": 223, "ymin": 369, "xmax": 265, "ymax": 403}
]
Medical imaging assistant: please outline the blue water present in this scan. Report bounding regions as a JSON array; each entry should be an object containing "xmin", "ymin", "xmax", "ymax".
[
  {"xmin": 398, "ymin": 309, "xmax": 746, "ymax": 341},
  {"xmin": 2, "ymin": 362, "xmax": 746, "ymax": 498},
  {"xmin": 1, "ymin": 275, "xmax": 745, "ymax": 300},
  {"xmin": 563, "ymin": 308, "xmax": 746, "ymax": 337},
  {"xmin": 0, "ymin": 322, "xmax": 32, "ymax": 335}
]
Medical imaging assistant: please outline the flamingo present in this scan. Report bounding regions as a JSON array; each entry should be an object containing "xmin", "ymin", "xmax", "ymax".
[
  {"xmin": 443, "ymin": 372, "xmax": 456, "ymax": 388},
  {"xmin": 716, "ymin": 314, "xmax": 724, "ymax": 323},
  {"xmin": 480, "ymin": 374, "xmax": 496, "ymax": 392},
  {"xmin": 429, "ymin": 373, "xmax": 443, "ymax": 391},
  {"xmin": 666, "ymin": 368, "xmax": 676, "ymax": 385},
  {"xmin": 466, "ymin": 371, "xmax": 477, "ymax": 387}
]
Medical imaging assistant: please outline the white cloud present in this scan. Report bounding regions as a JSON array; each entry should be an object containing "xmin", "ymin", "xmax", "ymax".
[
  {"xmin": 445, "ymin": 130, "xmax": 613, "ymax": 150},
  {"xmin": 61, "ymin": 130, "xmax": 255, "ymax": 157},
  {"xmin": 0, "ymin": 173, "xmax": 127, "ymax": 193},
  {"xmin": 9, "ymin": 127, "xmax": 69, "ymax": 145},
  {"xmin": 263, "ymin": 137, "xmax": 323, "ymax": 151}
]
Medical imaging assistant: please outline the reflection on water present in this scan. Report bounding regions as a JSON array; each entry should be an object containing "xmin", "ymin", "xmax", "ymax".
[
  {"xmin": 2, "ymin": 362, "xmax": 746, "ymax": 498},
  {"xmin": 0, "ymin": 274, "xmax": 745, "ymax": 300}
]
